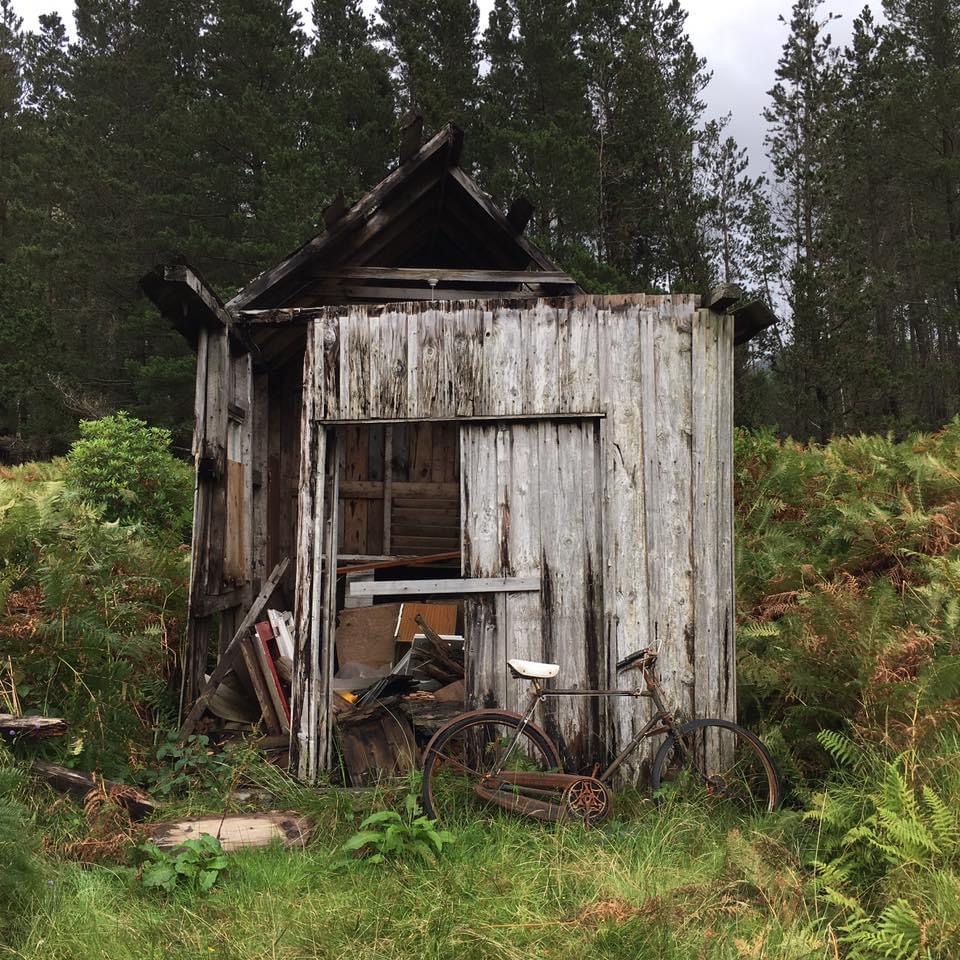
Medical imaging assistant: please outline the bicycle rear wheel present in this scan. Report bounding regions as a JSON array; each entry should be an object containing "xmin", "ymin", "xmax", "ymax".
[
  {"xmin": 650, "ymin": 719, "xmax": 781, "ymax": 814},
  {"xmin": 421, "ymin": 710, "xmax": 562, "ymax": 825}
]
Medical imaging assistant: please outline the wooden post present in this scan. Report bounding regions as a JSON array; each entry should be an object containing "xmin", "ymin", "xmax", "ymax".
[{"xmin": 382, "ymin": 425, "xmax": 393, "ymax": 553}]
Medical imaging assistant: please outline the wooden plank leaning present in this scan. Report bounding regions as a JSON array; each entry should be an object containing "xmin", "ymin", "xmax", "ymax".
[{"xmin": 178, "ymin": 557, "xmax": 290, "ymax": 740}]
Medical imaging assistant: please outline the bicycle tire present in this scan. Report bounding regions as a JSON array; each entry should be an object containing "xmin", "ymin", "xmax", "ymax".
[
  {"xmin": 650, "ymin": 718, "xmax": 782, "ymax": 814},
  {"xmin": 421, "ymin": 710, "xmax": 563, "ymax": 824}
]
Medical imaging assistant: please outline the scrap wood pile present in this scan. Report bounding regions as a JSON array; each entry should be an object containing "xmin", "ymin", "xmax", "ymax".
[
  {"xmin": 177, "ymin": 597, "xmax": 465, "ymax": 785},
  {"xmin": 331, "ymin": 600, "xmax": 465, "ymax": 785},
  {"xmin": 173, "ymin": 563, "xmax": 465, "ymax": 786},
  {"xmin": 199, "ymin": 607, "xmax": 297, "ymax": 747}
]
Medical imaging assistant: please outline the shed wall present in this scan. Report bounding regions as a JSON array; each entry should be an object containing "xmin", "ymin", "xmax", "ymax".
[{"xmin": 294, "ymin": 294, "xmax": 735, "ymax": 780}]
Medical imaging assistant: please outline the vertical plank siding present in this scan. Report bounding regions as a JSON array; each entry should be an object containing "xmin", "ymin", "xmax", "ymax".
[{"xmin": 296, "ymin": 294, "xmax": 735, "ymax": 781}]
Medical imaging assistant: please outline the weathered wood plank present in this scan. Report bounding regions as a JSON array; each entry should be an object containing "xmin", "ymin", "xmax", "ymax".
[
  {"xmin": 310, "ymin": 267, "xmax": 576, "ymax": 285},
  {"xmin": 178, "ymin": 557, "xmax": 290, "ymax": 740},
  {"xmin": 717, "ymin": 311, "xmax": 737, "ymax": 726},
  {"xmin": 316, "ymin": 444, "xmax": 340, "ymax": 774},
  {"xmin": 148, "ymin": 813, "xmax": 312, "ymax": 852},
  {"xmin": 462, "ymin": 425, "xmax": 504, "ymax": 710},
  {"xmin": 349, "ymin": 576, "xmax": 539, "ymax": 597},
  {"xmin": 292, "ymin": 321, "xmax": 320, "ymax": 776},
  {"xmin": 501, "ymin": 425, "xmax": 543, "ymax": 717},
  {"xmin": 240, "ymin": 635, "xmax": 282, "ymax": 735},
  {"xmin": 692, "ymin": 308, "xmax": 721, "ymax": 765}
]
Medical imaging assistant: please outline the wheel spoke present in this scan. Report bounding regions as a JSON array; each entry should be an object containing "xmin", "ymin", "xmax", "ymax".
[
  {"xmin": 422, "ymin": 714, "xmax": 562, "ymax": 824},
  {"xmin": 653, "ymin": 721, "xmax": 780, "ymax": 814}
]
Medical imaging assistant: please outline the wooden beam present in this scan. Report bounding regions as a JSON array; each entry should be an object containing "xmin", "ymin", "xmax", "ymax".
[
  {"xmin": 192, "ymin": 586, "xmax": 247, "ymax": 617},
  {"xmin": 178, "ymin": 557, "xmax": 290, "ymax": 740},
  {"xmin": 350, "ymin": 576, "xmax": 540, "ymax": 597},
  {"xmin": 507, "ymin": 197, "xmax": 534, "ymax": 234},
  {"xmin": 308, "ymin": 267, "xmax": 577, "ymax": 285},
  {"xmin": 400, "ymin": 113, "xmax": 424, "ymax": 164},
  {"xmin": 336, "ymin": 550, "xmax": 460, "ymax": 575},
  {"xmin": 383, "ymin": 425, "xmax": 393, "ymax": 553},
  {"xmin": 299, "ymin": 284, "xmax": 555, "ymax": 303},
  {"xmin": 705, "ymin": 283, "xmax": 743, "ymax": 313},
  {"xmin": 732, "ymin": 298, "xmax": 778, "ymax": 345},
  {"xmin": 340, "ymin": 480, "xmax": 459, "ymax": 499}
]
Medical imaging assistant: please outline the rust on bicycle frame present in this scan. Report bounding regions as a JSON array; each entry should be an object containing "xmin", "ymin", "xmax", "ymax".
[{"xmin": 494, "ymin": 651, "xmax": 688, "ymax": 786}]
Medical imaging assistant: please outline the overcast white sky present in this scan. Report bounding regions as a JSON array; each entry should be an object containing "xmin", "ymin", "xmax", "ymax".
[{"xmin": 15, "ymin": 0, "xmax": 884, "ymax": 172}]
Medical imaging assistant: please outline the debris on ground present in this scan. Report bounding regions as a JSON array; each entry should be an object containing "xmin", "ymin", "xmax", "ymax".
[
  {"xmin": 179, "ymin": 586, "xmax": 466, "ymax": 785},
  {"xmin": 147, "ymin": 812, "xmax": 312, "ymax": 852}
]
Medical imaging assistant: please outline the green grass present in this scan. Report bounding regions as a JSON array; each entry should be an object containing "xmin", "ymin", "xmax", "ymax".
[
  {"xmin": 5, "ymin": 423, "xmax": 960, "ymax": 957},
  {"xmin": 11, "ymin": 803, "xmax": 824, "ymax": 960}
]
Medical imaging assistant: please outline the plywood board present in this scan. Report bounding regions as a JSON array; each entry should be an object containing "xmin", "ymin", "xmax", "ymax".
[
  {"xmin": 148, "ymin": 813, "xmax": 312, "ymax": 851},
  {"xmin": 224, "ymin": 458, "xmax": 246, "ymax": 584},
  {"xmin": 334, "ymin": 602, "xmax": 403, "ymax": 668},
  {"xmin": 395, "ymin": 601, "xmax": 459, "ymax": 644}
]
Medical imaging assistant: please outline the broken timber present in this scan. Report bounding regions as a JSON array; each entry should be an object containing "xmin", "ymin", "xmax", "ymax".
[
  {"xmin": 0, "ymin": 714, "xmax": 67, "ymax": 740},
  {"xmin": 31, "ymin": 761, "xmax": 156, "ymax": 820},
  {"xmin": 178, "ymin": 557, "xmax": 290, "ymax": 740}
]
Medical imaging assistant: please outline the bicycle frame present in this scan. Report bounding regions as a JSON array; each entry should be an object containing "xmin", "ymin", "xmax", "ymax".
[{"xmin": 494, "ymin": 664, "xmax": 685, "ymax": 783}]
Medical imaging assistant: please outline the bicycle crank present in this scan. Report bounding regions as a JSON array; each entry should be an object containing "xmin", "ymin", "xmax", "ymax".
[{"xmin": 474, "ymin": 772, "xmax": 613, "ymax": 826}]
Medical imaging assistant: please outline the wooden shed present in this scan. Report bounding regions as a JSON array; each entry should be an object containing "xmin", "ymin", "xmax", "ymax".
[{"xmin": 143, "ymin": 120, "xmax": 774, "ymax": 783}]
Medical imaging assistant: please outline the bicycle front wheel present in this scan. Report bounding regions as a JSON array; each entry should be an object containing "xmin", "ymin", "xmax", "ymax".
[
  {"xmin": 421, "ymin": 710, "xmax": 562, "ymax": 825},
  {"xmin": 650, "ymin": 719, "xmax": 781, "ymax": 814}
]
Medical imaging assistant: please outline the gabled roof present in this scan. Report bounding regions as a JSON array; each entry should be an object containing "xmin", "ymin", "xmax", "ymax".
[{"xmin": 227, "ymin": 123, "xmax": 581, "ymax": 312}]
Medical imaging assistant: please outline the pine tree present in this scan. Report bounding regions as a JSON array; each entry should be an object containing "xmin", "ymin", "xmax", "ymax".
[
  {"xmin": 698, "ymin": 117, "xmax": 758, "ymax": 286},
  {"xmin": 304, "ymin": 0, "xmax": 395, "ymax": 203},
  {"xmin": 764, "ymin": 0, "xmax": 842, "ymax": 440},
  {"xmin": 193, "ymin": 0, "xmax": 310, "ymax": 281},
  {"xmin": 477, "ymin": 0, "xmax": 595, "ymax": 249},
  {"xmin": 0, "ymin": 0, "xmax": 23, "ymax": 267},
  {"xmin": 0, "ymin": 1, "xmax": 63, "ymax": 454},
  {"xmin": 579, "ymin": 0, "xmax": 711, "ymax": 290},
  {"xmin": 880, "ymin": 0, "xmax": 960, "ymax": 427},
  {"xmin": 375, "ymin": 0, "xmax": 480, "ymax": 134}
]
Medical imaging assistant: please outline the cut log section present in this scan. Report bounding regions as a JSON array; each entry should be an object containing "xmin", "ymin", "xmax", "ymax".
[
  {"xmin": 147, "ymin": 812, "xmax": 312, "ymax": 851},
  {"xmin": 0, "ymin": 714, "xmax": 67, "ymax": 740}
]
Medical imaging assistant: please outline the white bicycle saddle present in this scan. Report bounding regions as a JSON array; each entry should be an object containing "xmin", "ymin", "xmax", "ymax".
[{"xmin": 507, "ymin": 658, "xmax": 560, "ymax": 679}]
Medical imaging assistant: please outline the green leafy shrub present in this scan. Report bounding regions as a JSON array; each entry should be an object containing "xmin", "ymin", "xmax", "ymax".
[
  {"xmin": 339, "ymin": 794, "xmax": 455, "ymax": 865},
  {"xmin": 64, "ymin": 412, "xmax": 193, "ymax": 536},
  {"xmin": 144, "ymin": 733, "xmax": 253, "ymax": 800},
  {"xmin": 138, "ymin": 835, "xmax": 228, "ymax": 895},
  {"xmin": 0, "ymin": 463, "xmax": 187, "ymax": 777}
]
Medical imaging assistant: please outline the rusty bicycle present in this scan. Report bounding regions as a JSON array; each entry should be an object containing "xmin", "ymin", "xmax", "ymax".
[{"xmin": 420, "ymin": 648, "xmax": 781, "ymax": 825}]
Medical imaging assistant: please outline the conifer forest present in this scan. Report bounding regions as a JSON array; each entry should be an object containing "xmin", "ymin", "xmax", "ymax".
[{"xmin": 3, "ymin": 0, "xmax": 960, "ymax": 455}]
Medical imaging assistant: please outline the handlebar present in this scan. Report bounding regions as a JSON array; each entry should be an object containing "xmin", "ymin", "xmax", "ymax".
[{"xmin": 616, "ymin": 648, "xmax": 658, "ymax": 673}]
